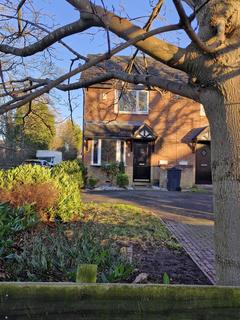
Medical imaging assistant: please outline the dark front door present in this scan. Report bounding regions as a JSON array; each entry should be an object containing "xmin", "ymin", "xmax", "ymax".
[
  {"xmin": 133, "ymin": 141, "xmax": 151, "ymax": 181},
  {"xmin": 196, "ymin": 143, "xmax": 212, "ymax": 184}
]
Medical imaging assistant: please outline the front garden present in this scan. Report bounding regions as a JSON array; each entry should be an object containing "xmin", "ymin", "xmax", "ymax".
[{"xmin": 0, "ymin": 161, "xmax": 209, "ymax": 284}]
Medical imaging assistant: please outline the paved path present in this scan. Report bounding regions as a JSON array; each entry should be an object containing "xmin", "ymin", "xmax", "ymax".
[{"xmin": 83, "ymin": 190, "xmax": 215, "ymax": 284}]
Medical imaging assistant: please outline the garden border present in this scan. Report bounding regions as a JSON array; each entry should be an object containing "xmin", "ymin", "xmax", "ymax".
[{"xmin": 1, "ymin": 283, "xmax": 240, "ymax": 319}]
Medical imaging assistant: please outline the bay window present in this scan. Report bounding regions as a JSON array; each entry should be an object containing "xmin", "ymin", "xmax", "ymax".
[{"xmin": 91, "ymin": 139, "xmax": 126, "ymax": 165}]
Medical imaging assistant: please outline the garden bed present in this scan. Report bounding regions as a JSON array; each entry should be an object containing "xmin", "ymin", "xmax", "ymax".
[{"xmin": 1, "ymin": 202, "xmax": 210, "ymax": 284}]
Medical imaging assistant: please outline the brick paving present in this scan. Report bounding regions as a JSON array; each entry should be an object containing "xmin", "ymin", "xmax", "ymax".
[
  {"xmin": 83, "ymin": 190, "xmax": 215, "ymax": 284},
  {"xmin": 164, "ymin": 221, "xmax": 215, "ymax": 284}
]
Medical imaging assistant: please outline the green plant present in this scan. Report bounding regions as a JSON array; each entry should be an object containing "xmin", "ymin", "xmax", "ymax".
[
  {"xmin": 88, "ymin": 176, "xmax": 99, "ymax": 189},
  {"xmin": 101, "ymin": 162, "xmax": 120, "ymax": 185},
  {"xmin": 0, "ymin": 203, "xmax": 38, "ymax": 258},
  {"xmin": 116, "ymin": 173, "xmax": 129, "ymax": 188},
  {"xmin": 0, "ymin": 164, "xmax": 83, "ymax": 222},
  {"xmin": 4, "ymin": 223, "xmax": 134, "ymax": 282},
  {"xmin": 53, "ymin": 160, "xmax": 87, "ymax": 189},
  {"xmin": 163, "ymin": 272, "xmax": 170, "ymax": 284}
]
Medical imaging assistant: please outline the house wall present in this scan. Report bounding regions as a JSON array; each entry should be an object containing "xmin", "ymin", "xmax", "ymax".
[{"xmin": 83, "ymin": 87, "xmax": 209, "ymax": 187}]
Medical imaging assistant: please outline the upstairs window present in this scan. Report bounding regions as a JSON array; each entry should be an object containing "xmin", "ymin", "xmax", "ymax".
[{"xmin": 117, "ymin": 90, "xmax": 149, "ymax": 114}]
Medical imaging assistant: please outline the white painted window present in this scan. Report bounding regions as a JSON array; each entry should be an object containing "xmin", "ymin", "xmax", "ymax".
[
  {"xmin": 91, "ymin": 139, "xmax": 126, "ymax": 165},
  {"xmin": 116, "ymin": 90, "xmax": 149, "ymax": 114},
  {"xmin": 116, "ymin": 140, "xmax": 126, "ymax": 163}
]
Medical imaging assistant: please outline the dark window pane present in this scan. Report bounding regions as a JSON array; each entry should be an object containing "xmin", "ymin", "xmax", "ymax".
[
  {"xmin": 101, "ymin": 140, "xmax": 116, "ymax": 163},
  {"xmin": 120, "ymin": 141, "xmax": 125, "ymax": 163},
  {"xmin": 93, "ymin": 140, "xmax": 99, "ymax": 164},
  {"xmin": 118, "ymin": 90, "xmax": 137, "ymax": 112}
]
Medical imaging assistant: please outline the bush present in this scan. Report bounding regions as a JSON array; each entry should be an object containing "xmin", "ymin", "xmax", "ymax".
[
  {"xmin": 116, "ymin": 173, "xmax": 129, "ymax": 188},
  {"xmin": 0, "ymin": 164, "xmax": 83, "ymax": 222},
  {"xmin": 53, "ymin": 160, "xmax": 87, "ymax": 189},
  {"xmin": 88, "ymin": 176, "xmax": 99, "ymax": 189},
  {"xmin": 0, "ymin": 183, "xmax": 59, "ymax": 221},
  {"xmin": 101, "ymin": 162, "xmax": 125, "ymax": 185}
]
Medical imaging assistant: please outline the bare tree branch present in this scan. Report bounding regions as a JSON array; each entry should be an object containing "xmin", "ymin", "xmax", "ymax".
[
  {"xmin": 58, "ymin": 70, "xmax": 200, "ymax": 101},
  {"xmin": 0, "ymin": 19, "xmax": 92, "ymax": 57},
  {"xmin": 66, "ymin": 0, "xmax": 188, "ymax": 71}
]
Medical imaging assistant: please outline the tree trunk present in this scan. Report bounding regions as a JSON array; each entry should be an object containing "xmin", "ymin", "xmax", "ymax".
[{"xmin": 204, "ymin": 84, "xmax": 240, "ymax": 285}]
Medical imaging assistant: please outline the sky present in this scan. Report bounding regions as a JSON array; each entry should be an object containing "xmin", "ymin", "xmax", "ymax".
[{"xmin": 31, "ymin": 0, "xmax": 192, "ymax": 127}]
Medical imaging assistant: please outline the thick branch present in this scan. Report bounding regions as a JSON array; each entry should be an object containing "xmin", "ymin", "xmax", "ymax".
[
  {"xmin": 0, "ymin": 19, "xmax": 91, "ymax": 57},
  {"xmin": 59, "ymin": 70, "xmax": 200, "ymax": 101},
  {"xmin": 67, "ymin": 0, "xmax": 188, "ymax": 72}
]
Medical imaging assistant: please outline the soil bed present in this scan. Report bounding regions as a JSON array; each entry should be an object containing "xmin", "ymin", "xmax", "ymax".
[{"xmin": 132, "ymin": 244, "xmax": 211, "ymax": 284}]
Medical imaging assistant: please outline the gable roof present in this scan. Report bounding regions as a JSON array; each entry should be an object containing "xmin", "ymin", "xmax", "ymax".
[
  {"xmin": 81, "ymin": 55, "xmax": 188, "ymax": 88},
  {"xmin": 133, "ymin": 123, "xmax": 157, "ymax": 140}
]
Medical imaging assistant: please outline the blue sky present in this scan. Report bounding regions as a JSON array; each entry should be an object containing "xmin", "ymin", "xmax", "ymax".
[{"xmin": 33, "ymin": 0, "xmax": 192, "ymax": 126}]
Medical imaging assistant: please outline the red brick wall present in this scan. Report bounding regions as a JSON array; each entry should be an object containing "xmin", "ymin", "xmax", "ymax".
[{"xmin": 84, "ymin": 87, "xmax": 209, "ymax": 169}]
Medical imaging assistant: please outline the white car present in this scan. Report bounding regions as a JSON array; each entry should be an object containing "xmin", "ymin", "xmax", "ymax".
[{"xmin": 23, "ymin": 159, "xmax": 52, "ymax": 168}]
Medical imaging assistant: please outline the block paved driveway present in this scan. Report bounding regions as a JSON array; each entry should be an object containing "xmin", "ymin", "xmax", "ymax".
[{"xmin": 83, "ymin": 189, "xmax": 215, "ymax": 284}]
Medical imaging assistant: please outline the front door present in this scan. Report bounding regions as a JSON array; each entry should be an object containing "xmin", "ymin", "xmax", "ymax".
[
  {"xmin": 196, "ymin": 143, "xmax": 212, "ymax": 184},
  {"xmin": 133, "ymin": 141, "xmax": 151, "ymax": 181}
]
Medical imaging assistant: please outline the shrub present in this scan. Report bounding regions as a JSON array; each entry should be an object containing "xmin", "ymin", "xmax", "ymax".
[
  {"xmin": 0, "ymin": 183, "xmax": 59, "ymax": 221},
  {"xmin": 88, "ymin": 176, "xmax": 99, "ymax": 189},
  {"xmin": 53, "ymin": 160, "xmax": 87, "ymax": 189},
  {"xmin": 101, "ymin": 162, "xmax": 121, "ymax": 184},
  {"xmin": 52, "ymin": 170, "xmax": 82, "ymax": 221},
  {"xmin": 116, "ymin": 173, "xmax": 129, "ymax": 188},
  {"xmin": 0, "ymin": 164, "xmax": 83, "ymax": 222}
]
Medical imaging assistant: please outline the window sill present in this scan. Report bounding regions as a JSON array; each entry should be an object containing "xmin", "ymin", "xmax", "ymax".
[
  {"xmin": 91, "ymin": 163, "xmax": 127, "ymax": 167},
  {"xmin": 118, "ymin": 111, "xmax": 149, "ymax": 115}
]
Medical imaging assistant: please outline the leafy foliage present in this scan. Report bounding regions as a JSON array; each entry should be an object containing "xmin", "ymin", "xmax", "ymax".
[
  {"xmin": 0, "ymin": 183, "xmax": 59, "ymax": 221},
  {"xmin": 88, "ymin": 176, "xmax": 99, "ymax": 189},
  {"xmin": 5, "ymin": 223, "xmax": 133, "ymax": 282},
  {"xmin": 116, "ymin": 173, "xmax": 129, "ymax": 188},
  {"xmin": 101, "ymin": 162, "xmax": 124, "ymax": 185},
  {"xmin": 163, "ymin": 272, "xmax": 170, "ymax": 285},
  {"xmin": 0, "ymin": 203, "xmax": 38, "ymax": 258},
  {"xmin": 52, "ymin": 160, "xmax": 87, "ymax": 189},
  {"xmin": 0, "ymin": 164, "xmax": 83, "ymax": 221},
  {"xmin": 15, "ymin": 100, "xmax": 56, "ymax": 150},
  {"xmin": 51, "ymin": 120, "xmax": 82, "ymax": 160}
]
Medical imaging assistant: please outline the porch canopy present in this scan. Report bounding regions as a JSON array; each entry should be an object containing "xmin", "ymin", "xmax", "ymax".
[
  {"xmin": 84, "ymin": 121, "xmax": 157, "ymax": 141},
  {"xmin": 182, "ymin": 126, "xmax": 211, "ymax": 144}
]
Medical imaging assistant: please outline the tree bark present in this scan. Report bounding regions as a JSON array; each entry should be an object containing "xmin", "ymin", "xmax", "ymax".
[{"xmin": 203, "ymin": 81, "xmax": 240, "ymax": 285}]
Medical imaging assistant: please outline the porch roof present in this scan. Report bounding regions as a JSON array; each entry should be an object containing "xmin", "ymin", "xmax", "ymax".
[
  {"xmin": 84, "ymin": 121, "xmax": 141, "ymax": 139},
  {"xmin": 84, "ymin": 121, "xmax": 157, "ymax": 140},
  {"xmin": 182, "ymin": 126, "xmax": 210, "ymax": 143}
]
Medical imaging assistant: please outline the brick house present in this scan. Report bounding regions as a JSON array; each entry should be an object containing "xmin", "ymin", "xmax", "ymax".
[{"xmin": 82, "ymin": 56, "xmax": 211, "ymax": 188}]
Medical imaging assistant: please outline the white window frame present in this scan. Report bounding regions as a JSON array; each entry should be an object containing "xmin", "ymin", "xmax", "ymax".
[
  {"xmin": 91, "ymin": 139, "xmax": 126, "ymax": 166},
  {"xmin": 115, "ymin": 89, "xmax": 149, "ymax": 115},
  {"xmin": 116, "ymin": 140, "xmax": 126, "ymax": 164}
]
